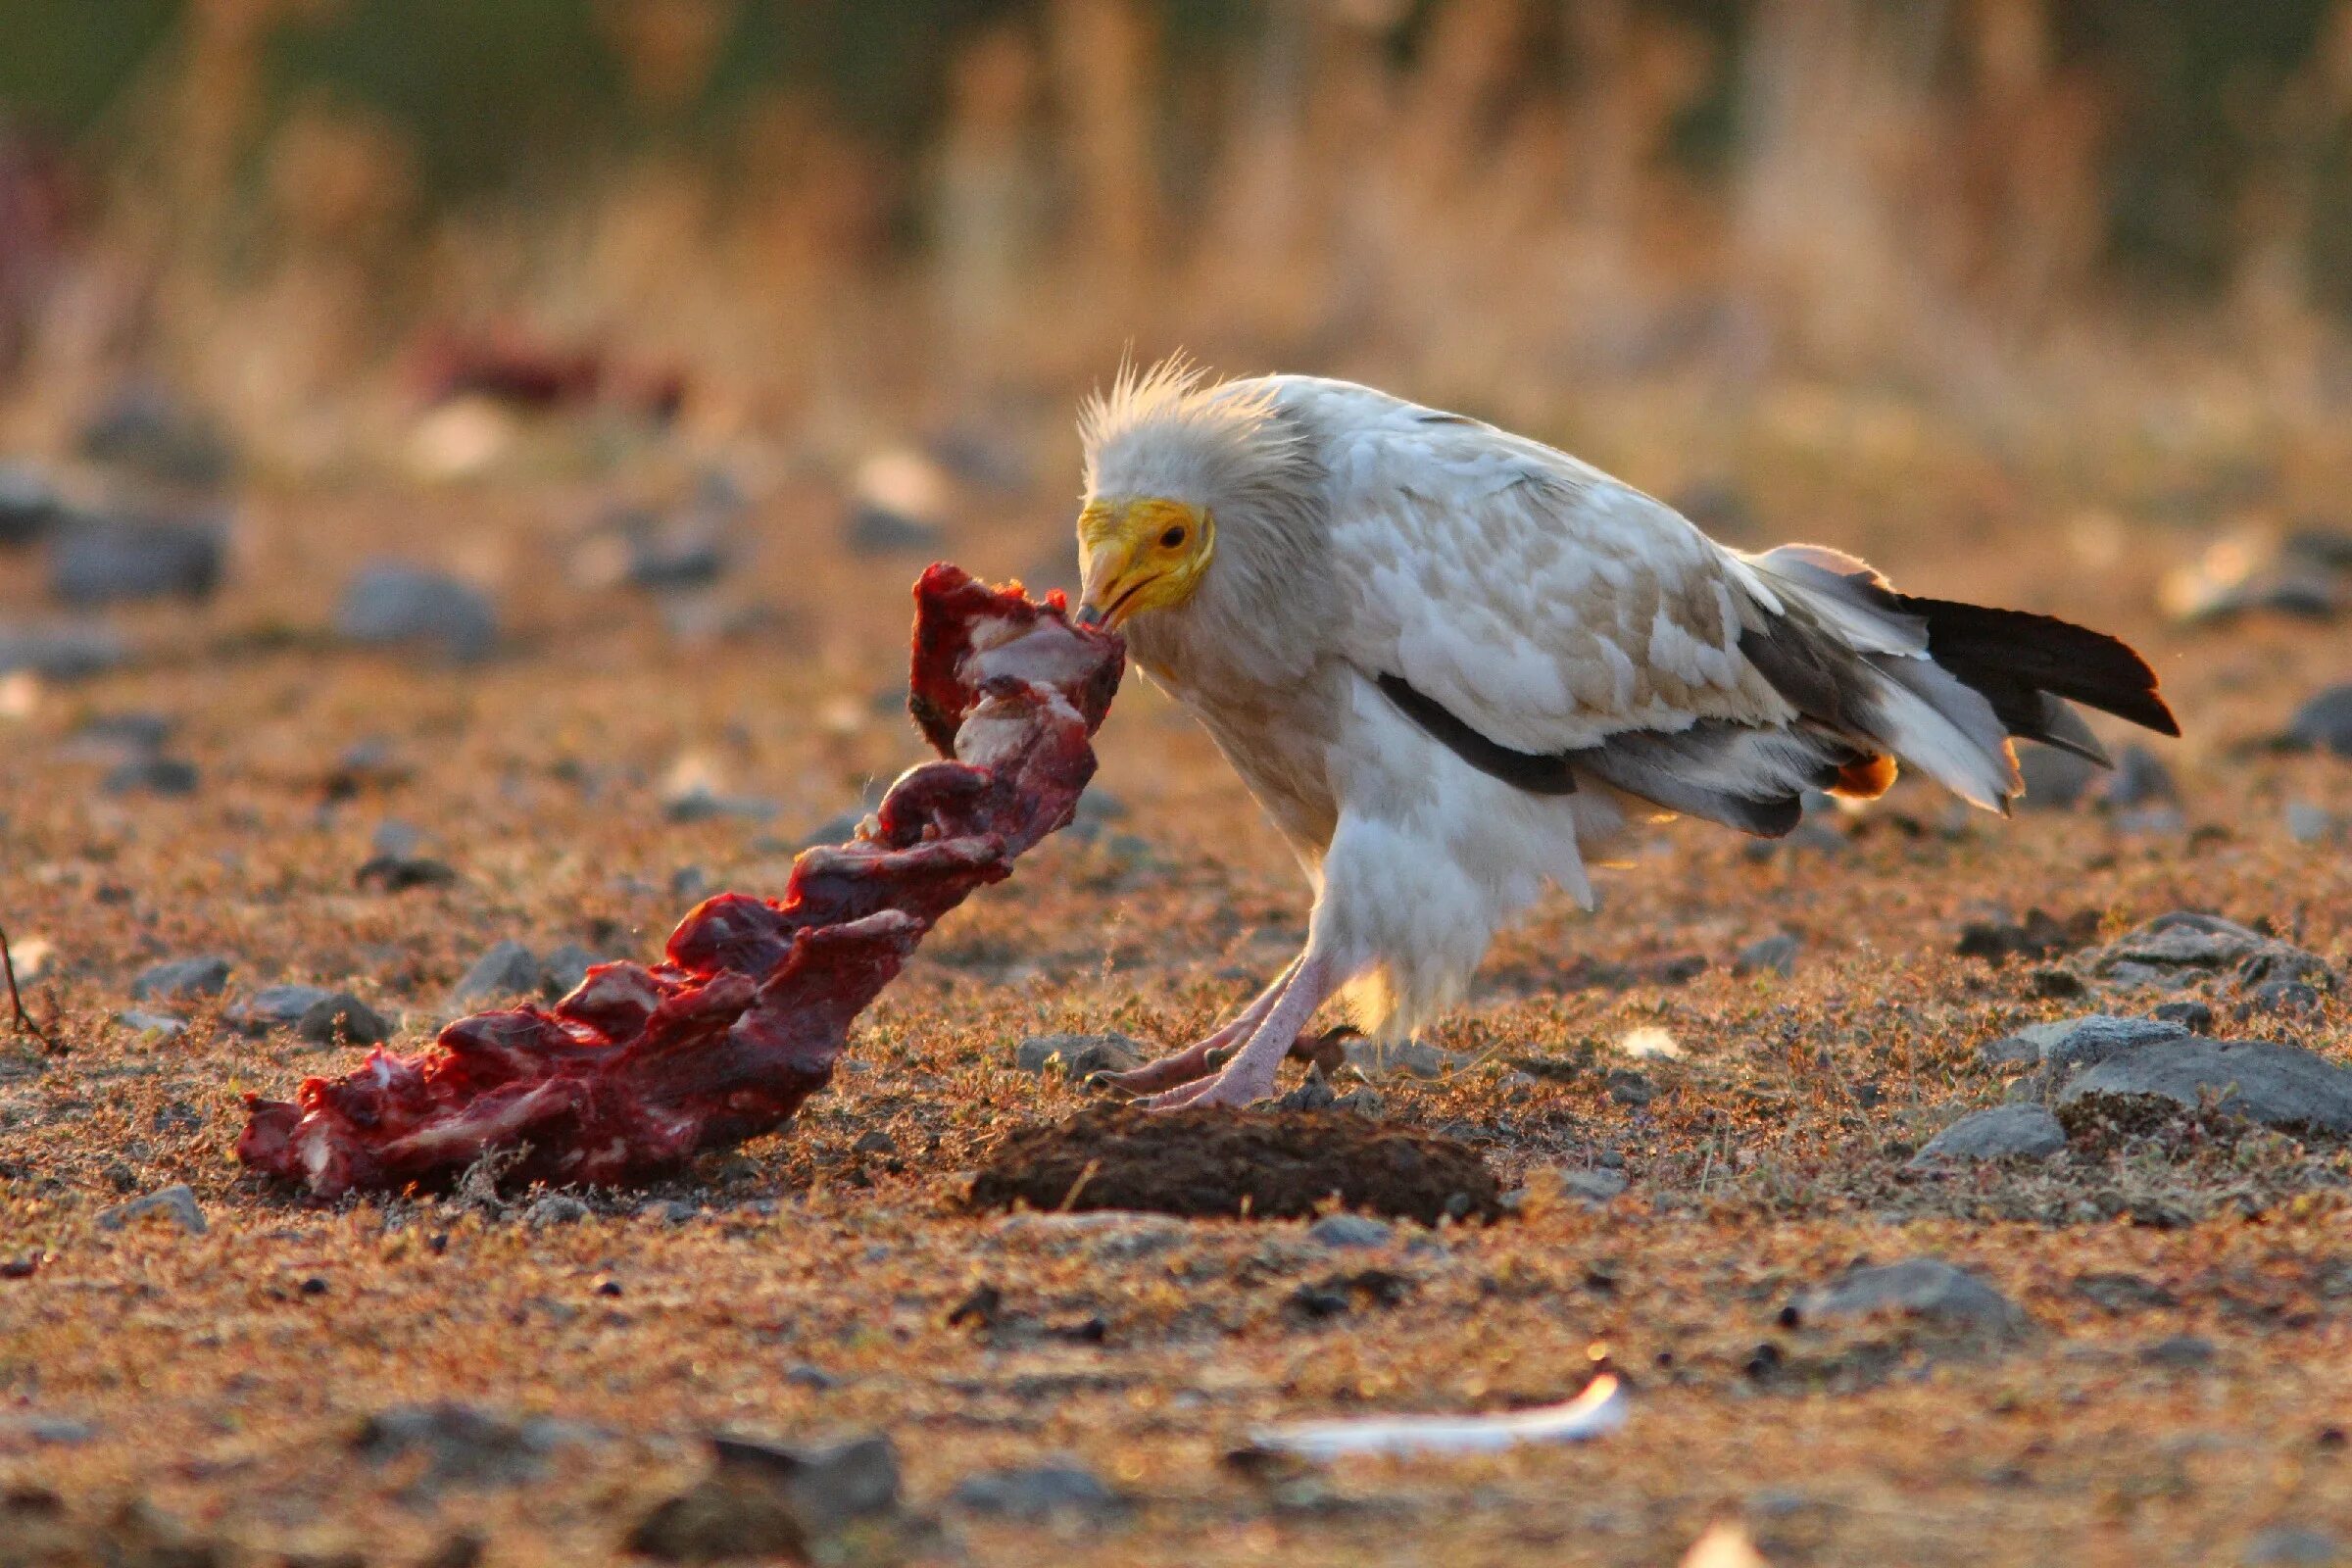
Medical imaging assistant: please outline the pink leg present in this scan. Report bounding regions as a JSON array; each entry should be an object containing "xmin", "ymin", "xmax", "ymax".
[
  {"xmin": 1098, "ymin": 956, "xmax": 1301, "ymax": 1095},
  {"xmin": 1145, "ymin": 955, "xmax": 1335, "ymax": 1111}
]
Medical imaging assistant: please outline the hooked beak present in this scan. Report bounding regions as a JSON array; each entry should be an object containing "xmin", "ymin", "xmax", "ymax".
[{"xmin": 1077, "ymin": 546, "xmax": 1149, "ymax": 630}]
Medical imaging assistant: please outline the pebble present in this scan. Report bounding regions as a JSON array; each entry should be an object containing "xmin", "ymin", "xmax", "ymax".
[
  {"xmin": 2099, "ymin": 744, "xmax": 2180, "ymax": 808},
  {"xmin": 355, "ymin": 1403, "xmax": 593, "ymax": 1496},
  {"xmin": 1557, "ymin": 1167, "xmax": 1629, "ymax": 1203},
  {"xmin": 2153, "ymin": 1001, "xmax": 2216, "ymax": 1032},
  {"xmin": 450, "ymin": 941, "xmax": 542, "ymax": 1007},
  {"xmin": 630, "ymin": 1432, "xmax": 901, "ymax": 1559},
  {"xmin": 1732, "ymin": 932, "xmax": 1800, "ymax": 977},
  {"xmin": 48, "ymin": 514, "xmax": 224, "ymax": 605},
  {"xmin": 78, "ymin": 383, "xmax": 235, "ymax": 487},
  {"xmin": 334, "ymin": 563, "xmax": 499, "ymax": 662},
  {"xmin": 128, "ymin": 955, "xmax": 232, "ymax": 1003},
  {"xmin": 100, "ymin": 755, "xmax": 198, "ymax": 796},
  {"xmin": 2242, "ymin": 1527, "xmax": 2343, "ymax": 1565},
  {"xmin": 2138, "ymin": 1334, "xmax": 2217, "ymax": 1369},
  {"xmin": 96, "ymin": 1184, "xmax": 208, "ymax": 1236},
  {"xmin": 1306, "ymin": 1213, "xmax": 1394, "ymax": 1250},
  {"xmin": 0, "ymin": 461, "xmax": 60, "ymax": 546},
  {"xmin": 224, "ymin": 984, "xmax": 335, "ymax": 1036},
  {"xmin": 0, "ymin": 1415, "xmax": 98, "ymax": 1446},
  {"xmin": 949, "ymin": 1458, "xmax": 1124, "ymax": 1523},
  {"xmin": 523, "ymin": 1195, "xmax": 591, "ymax": 1229},
  {"xmin": 2058, "ymin": 1038, "xmax": 2352, "ymax": 1133},
  {"xmin": 1013, "ymin": 1032, "xmax": 1146, "ymax": 1078},
  {"xmin": 1908, "ymin": 1104, "xmax": 2067, "ymax": 1165},
  {"xmin": 0, "ymin": 621, "xmax": 128, "ymax": 679},
  {"xmin": 2286, "ymin": 802, "xmax": 2340, "ymax": 844},
  {"xmin": 2016, "ymin": 742, "xmax": 2100, "ymax": 808},
  {"xmin": 2074, "ymin": 1271, "xmax": 2178, "ymax": 1313},
  {"xmin": 639, "ymin": 1200, "xmax": 698, "ymax": 1224},
  {"xmin": 296, "ymin": 992, "xmax": 392, "ymax": 1047},
  {"xmin": 539, "ymin": 943, "xmax": 605, "ymax": 1000},
  {"xmin": 1787, "ymin": 1257, "xmax": 2025, "ymax": 1337},
  {"xmin": 2283, "ymin": 684, "xmax": 2352, "ymax": 758},
  {"xmin": 114, "ymin": 1008, "xmax": 186, "ymax": 1039}
]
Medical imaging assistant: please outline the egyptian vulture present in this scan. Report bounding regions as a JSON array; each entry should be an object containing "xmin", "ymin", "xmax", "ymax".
[{"xmin": 1071, "ymin": 362, "xmax": 2178, "ymax": 1108}]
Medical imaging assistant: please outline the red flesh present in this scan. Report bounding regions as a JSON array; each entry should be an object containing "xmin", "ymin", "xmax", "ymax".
[{"xmin": 238, "ymin": 565, "xmax": 1124, "ymax": 1199}]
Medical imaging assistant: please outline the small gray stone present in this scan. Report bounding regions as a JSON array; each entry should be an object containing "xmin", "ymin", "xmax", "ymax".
[
  {"xmin": 49, "ymin": 514, "xmax": 223, "ymax": 606},
  {"xmin": 225, "ymin": 983, "xmax": 335, "ymax": 1036},
  {"xmin": 2285, "ymin": 802, "xmax": 2339, "ymax": 844},
  {"xmin": 0, "ymin": 461, "xmax": 60, "ymax": 546},
  {"xmin": 1275, "ymin": 1066, "xmax": 1339, "ymax": 1111},
  {"xmin": 950, "ymin": 1458, "xmax": 1124, "ymax": 1522},
  {"xmin": 335, "ymin": 563, "xmax": 498, "ymax": 662},
  {"xmin": 1733, "ymin": 933, "xmax": 1801, "ymax": 978},
  {"xmin": 631, "ymin": 1432, "xmax": 900, "ymax": 1558},
  {"xmin": 844, "ymin": 503, "xmax": 943, "ymax": 556},
  {"xmin": 296, "ymin": 992, "xmax": 391, "ymax": 1047},
  {"xmin": 2243, "ymin": 1527, "xmax": 2342, "ymax": 1565},
  {"xmin": 2099, "ymin": 912, "xmax": 2268, "ymax": 970},
  {"xmin": 1014, "ymin": 1032, "xmax": 1146, "ymax": 1078},
  {"xmin": 114, "ymin": 1008, "xmax": 186, "ymax": 1039},
  {"xmin": 0, "ymin": 620, "xmax": 128, "ymax": 679},
  {"xmin": 1305, "ymin": 1213, "xmax": 1394, "ymax": 1250},
  {"xmin": 1788, "ymin": 1257, "xmax": 2024, "ymax": 1336},
  {"xmin": 100, "ymin": 755, "xmax": 198, "ymax": 797},
  {"xmin": 2100, "ymin": 744, "xmax": 2179, "ymax": 808},
  {"xmin": 1557, "ymin": 1167, "xmax": 1629, "ymax": 1203},
  {"xmin": 539, "ymin": 943, "xmax": 605, "ymax": 1000},
  {"xmin": 129, "ymin": 956, "xmax": 231, "ymax": 1003},
  {"xmin": 97, "ymin": 1184, "xmax": 207, "ymax": 1236},
  {"xmin": 355, "ymin": 1403, "xmax": 591, "ymax": 1495},
  {"xmin": 1909, "ymin": 1104, "xmax": 2067, "ymax": 1165},
  {"xmin": 2139, "ymin": 1334, "xmax": 2216, "ymax": 1369},
  {"xmin": 522, "ymin": 1195, "xmax": 591, "ymax": 1229},
  {"xmin": 0, "ymin": 1414, "xmax": 99, "ymax": 1446},
  {"xmin": 2284, "ymin": 684, "xmax": 2352, "ymax": 758},
  {"xmin": 2017, "ymin": 742, "xmax": 2100, "ymax": 808},
  {"xmin": 2041, "ymin": 1015, "xmax": 2191, "ymax": 1076},
  {"xmin": 640, "ymin": 1200, "xmax": 699, "ymax": 1224},
  {"xmin": 2058, "ymin": 1038, "xmax": 2352, "ymax": 1133},
  {"xmin": 451, "ymin": 941, "xmax": 541, "ymax": 1008},
  {"xmin": 2153, "ymin": 1001, "xmax": 2216, "ymax": 1032}
]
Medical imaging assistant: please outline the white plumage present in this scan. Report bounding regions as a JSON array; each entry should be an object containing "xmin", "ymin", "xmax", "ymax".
[{"xmin": 1072, "ymin": 361, "xmax": 2175, "ymax": 1108}]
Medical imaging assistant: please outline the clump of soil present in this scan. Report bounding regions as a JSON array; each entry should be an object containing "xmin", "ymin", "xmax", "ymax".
[{"xmin": 964, "ymin": 1104, "xmax": 1503, "ymax": 1224}]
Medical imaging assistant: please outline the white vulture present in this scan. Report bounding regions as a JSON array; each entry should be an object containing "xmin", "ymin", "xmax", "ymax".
[{"xmin": 1069, "ymin": 361, "xmax": 2178, "ymax": 1109}]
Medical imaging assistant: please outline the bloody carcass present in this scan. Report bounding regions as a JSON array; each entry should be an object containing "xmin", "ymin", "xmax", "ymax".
[{"xmin": 239, "ymin": 564, "xmax": 1124, "ymax": 1199}]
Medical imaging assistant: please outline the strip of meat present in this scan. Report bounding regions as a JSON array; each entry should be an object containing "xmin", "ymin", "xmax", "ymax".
[{"xmin": 238, "ymin": 564, "xmax": 1124, "ymax": 1200}]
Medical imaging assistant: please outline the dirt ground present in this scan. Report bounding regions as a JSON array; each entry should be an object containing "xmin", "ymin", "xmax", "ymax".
[{"xmin": 4, "ymin": 424, "xmax": 2351, "ymax": 1568}]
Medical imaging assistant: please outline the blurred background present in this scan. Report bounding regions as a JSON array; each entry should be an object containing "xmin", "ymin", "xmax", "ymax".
[
  {"xmin": 3, "ymin": 0, "xmax": 2351, "ymax": 742},
  {"xmin": 5, "ymin": 0, "xmax": 2352, "ymax": 467}
]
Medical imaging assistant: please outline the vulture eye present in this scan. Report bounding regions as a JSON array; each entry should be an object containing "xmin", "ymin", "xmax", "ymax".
[{"xmin": 1160, "ymin": 525, "xmax": 1188, "ymax": 549}]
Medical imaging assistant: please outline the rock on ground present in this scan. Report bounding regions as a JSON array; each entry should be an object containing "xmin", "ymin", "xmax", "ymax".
[
  {"xmin": 96, "ymin": 1185, "xmax": 207, "ymax": 1236},
  {"xmin": 1788, "ymin": 1258, "xmax": 2026, "ymax": 1337},
  {"xmin": 1013, "ymin": 1032, "xmax": 1146, "ymax": 1078},
  {"xmin": 48, "ymin": 514, "xmax": 224, "ymax": 606},
  {"xmin": 225, "ymin": 984, "xmax": 335, "ymax": 1036},
  {"xmin": 334, "ymin": 563, "xmax": 499, "ymax": 662},
  {"xmin": 2283, "ymin": 685, "xmax": 2352, "ymax": 758},
  {"xmin": 949, "ymin": 1458, "xmax": 1125, "ymax": 1523},
  {"xmin": 629, "ymin": 1433, "xmax": 901, "ymax": 1561},
  {"xmin": 1909, "ymin": 1104, "xmax": 2068, "ymax": 1165},
  {"xmin": 450, "ymin": 941, "xmax": 543, "ymax": 1008},
  {"xmin": 2056, "ymin": 1038, "xmax": 2352, "ymax": 1134},
  {"xmin": 128, "ymin": 956, "xmax": 231, "ymax": 1003}
]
